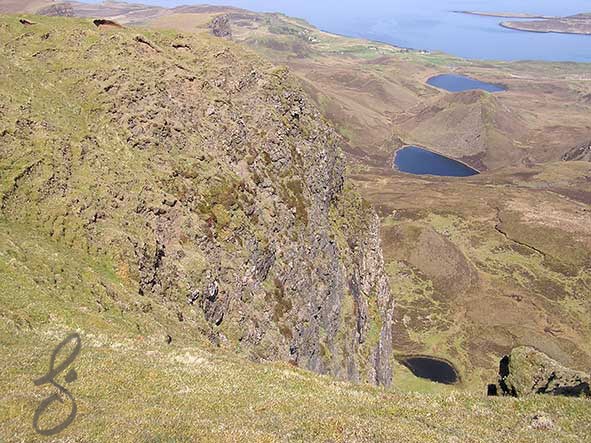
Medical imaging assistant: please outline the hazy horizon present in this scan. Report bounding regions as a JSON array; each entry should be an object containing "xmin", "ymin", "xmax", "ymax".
[{"xmin": 86, "ymin": 0, "xmax": 591, "ymax": 16}]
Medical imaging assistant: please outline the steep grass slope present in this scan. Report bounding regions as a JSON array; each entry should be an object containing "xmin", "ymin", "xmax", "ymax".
[{"xmin": 2, "ymin": 326, "xmax": 591, "ymax": 442}]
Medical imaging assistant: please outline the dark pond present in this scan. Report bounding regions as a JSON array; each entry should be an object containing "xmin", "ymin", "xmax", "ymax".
[
  {"xmin": 427, "ymin": 74, "xmax": 506, "ymax": 93},
  {"xmin": 394, "ymin": 146, "xmax": 479, "ymax": 177},
  {"xmin": 401, "ymin": 356, "xmax": 459, "ymax": 385}
]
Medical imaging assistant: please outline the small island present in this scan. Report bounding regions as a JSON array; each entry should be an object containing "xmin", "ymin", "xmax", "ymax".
[
  {"xmin": 501, "ymin": 13, "xmax": 591, "ymax": 36},
  {"xmin": 456, "ymin": 10, "xmax": 591, "ymax": 35}
]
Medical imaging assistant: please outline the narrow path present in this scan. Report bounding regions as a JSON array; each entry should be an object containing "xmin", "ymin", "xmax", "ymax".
[{"xmin": 493, "ymin": 207, "xmax": 546, "ymax": 258}]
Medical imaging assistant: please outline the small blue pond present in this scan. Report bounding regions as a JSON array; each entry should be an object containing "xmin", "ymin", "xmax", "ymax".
[
  {"xmin": 394, "ymin": 146, "xmax": 479, "ymax": 177},
  {"xmin": 427, "ymin": 74, "xmax": 506, "ymax": 93}
]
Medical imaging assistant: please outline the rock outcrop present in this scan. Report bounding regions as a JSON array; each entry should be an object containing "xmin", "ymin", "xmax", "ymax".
[
  {"xmin": 37, "ymin": 3, "xmax": 75, "ymax": 17},
  {"xmin": 0, "ymin": 17, "xmax": 394, "ymax": 385},
  {"xmin": 491, "ymin": 346, "xmax": 590, "ymax": 397},
  {"xmin": 562, "ymin": 140, "xmax": 591, "ymax": 162},
  {"xmin": 209, "ymin": 14, "xmax": 232, "ymax": 38}
]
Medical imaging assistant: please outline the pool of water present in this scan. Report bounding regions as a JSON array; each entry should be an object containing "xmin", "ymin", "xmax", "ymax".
[
  {"xmin": 427, "ymin": 74, "xmax": 506, "ymax": 93},
  {"xmin": 400, "ymin": 356, "xmax": 459, "ymax": 385},
  {"xmin": 394, "ymin": 146, "xmax": 479, "ymax": 177}
]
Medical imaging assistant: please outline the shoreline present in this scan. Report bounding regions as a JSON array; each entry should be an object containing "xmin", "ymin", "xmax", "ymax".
[
  {"xmin": 316, "ymin": 15, "xmax": 591, "ymax": 64},
  {"xmin": 455, "ymin": 10, "xmax": 591, "ymax": 37}
]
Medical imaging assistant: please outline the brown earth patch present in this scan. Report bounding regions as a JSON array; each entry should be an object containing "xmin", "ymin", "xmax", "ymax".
[
  {"xmin": 385, "ymin": 224, "xmax": 479, "ymax": 296},
  {"xmin": 554, "ymin": 188, "xmax": 591, "ymax": 205}
]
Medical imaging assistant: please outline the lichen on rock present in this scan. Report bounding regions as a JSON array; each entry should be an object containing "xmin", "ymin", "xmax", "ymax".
[{"xmin": 492, "ymin": 346, "xmax": 590, "ymax": 397}]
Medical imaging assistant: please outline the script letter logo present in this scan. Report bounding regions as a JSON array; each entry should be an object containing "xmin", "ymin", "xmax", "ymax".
[{"xmin": 32, "ymin": 333, "xmax": 81, "ymax": 436}]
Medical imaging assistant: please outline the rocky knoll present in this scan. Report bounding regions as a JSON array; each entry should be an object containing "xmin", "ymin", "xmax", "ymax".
[
  {"xmin": 0, "ymin": 16, "xmax": 394, "ymax": 384},
  {"xmin": 396, "ymin": 90, "xmax": 526, "ymax": 170},
  {"xmin": 492, "ymin": 346, "xmax": 590, "ymax": 397},
  {"xmin": 562, "ymin": 140, "xmax": 591, "ymax": 162},
  {"xmin": 209, "ymin": 14, "xmax": 232, "ymax": 39}
]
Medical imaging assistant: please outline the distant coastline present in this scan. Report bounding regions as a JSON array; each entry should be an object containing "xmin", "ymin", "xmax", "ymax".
[
  {"xmin": 456, "ymin": 10, "xmax": 591, "ymax": 36},
  {"xmin": 453, "ymin": 11, "xmax": 557, "ymax": 20},
  {"xmin": 501, "ymin": 14, "xmax": 591, "ymax": 36}
]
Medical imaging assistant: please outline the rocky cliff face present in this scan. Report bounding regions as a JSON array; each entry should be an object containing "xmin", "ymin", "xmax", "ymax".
[{"xmin": 0, "ymin": 16, "xmax": 394, "ymax": 384}]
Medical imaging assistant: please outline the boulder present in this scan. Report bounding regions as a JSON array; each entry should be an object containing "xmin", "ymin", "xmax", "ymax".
[{"xmin": 493, "ymin": 346, "xmax": 590, "ymax": 397}]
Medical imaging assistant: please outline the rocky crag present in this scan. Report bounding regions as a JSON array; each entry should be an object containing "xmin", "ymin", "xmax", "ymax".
[
  {"xmin": 492, "ymin": 347, "xmax": 591, "ymax": 397},
  {"xmin": 563, "ymin": 140, "xmax": 591, "ymax": 162},
  {"xmin": 0, "ymin": 16, "xmax": 394, "ymax": 384}
]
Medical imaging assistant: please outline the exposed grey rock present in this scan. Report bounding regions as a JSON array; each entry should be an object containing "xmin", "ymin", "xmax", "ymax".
[
  {"xmin": 209, "ymin": 14, "xmax": 232, "ymax": 39},
  {"xmin": 494, "ymin": 346, "xmax": 590, "ymax": 397},
  {"xmin": 562, "ymin": 140, "xmax": 591, "ymax": 162},
  {"xmin": 0, "ymin": 30, "xmax": 395, "ymax": 386},
  {"xmin": 529, "ymin": 413, "xmax": 555, "ymax": 431},
  {"xmin": 37, "ymin": 3, "xmax": 75, "ymax": 17}
]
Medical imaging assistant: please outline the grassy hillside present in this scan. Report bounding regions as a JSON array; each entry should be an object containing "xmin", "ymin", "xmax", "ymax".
[
  {"xmin": 196, "ymin": 7, "xmax": 590, "ymax": 384},
  {"xmin": 160, "ymin": 9, "xmax": 591, "ymax": 170},
  {"xmin": 353, "ymin": 160, "xmax": 591, "ymax": 388},
  {"xmin": 29, "ymin": 2, "xmax": 588, "ymax": 170},
  {"xmin": 3, "ymin": 325, "xmax": 591, "ymax": 442},
  {"xmin": 0, "ymin": 208, "xmax": 589, "ymax": 440},
  {"xmin": 396, "ymin": 90, "xmax": 526, "ymax": 170}
]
